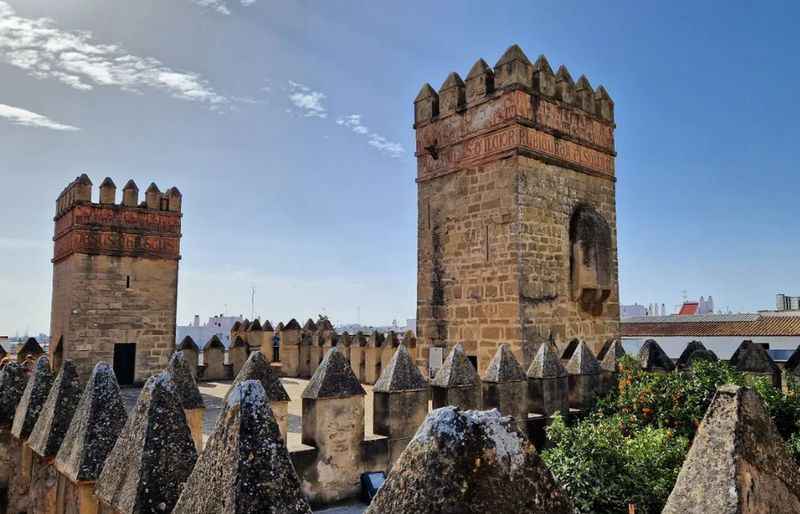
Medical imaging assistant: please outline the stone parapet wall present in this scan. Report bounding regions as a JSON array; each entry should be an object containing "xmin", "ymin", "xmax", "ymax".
[{"xmin": 1, "ymin": 338, "xmax": 794, "ymax": 511}]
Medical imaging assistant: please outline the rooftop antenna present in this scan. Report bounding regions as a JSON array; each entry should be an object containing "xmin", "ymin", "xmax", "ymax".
[
  {"xmin": 681, "ymin": 290, "xmax": 688, "ymax": 302},
  {"xmin": 250, "ymin": 286, "xmax": 255, "ymax": 320}
]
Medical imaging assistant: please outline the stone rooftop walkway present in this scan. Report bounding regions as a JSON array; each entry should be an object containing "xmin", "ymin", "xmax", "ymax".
[{"xmin": 120, "ymin": 377, "xmax": 371, "ymax": 512}]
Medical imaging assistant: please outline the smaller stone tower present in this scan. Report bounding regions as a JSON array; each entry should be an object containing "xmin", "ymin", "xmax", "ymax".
[{"xmin": 50, "ymin": 174, "xmax": 183, "ymax": 384}]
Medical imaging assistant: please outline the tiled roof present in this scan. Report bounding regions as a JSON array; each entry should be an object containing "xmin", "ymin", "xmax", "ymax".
[
  {"xmin": 625, "ymin": 314, "xmax": 760, "ymax": 323},
  {"xmin": 678, "ymin": 302, "xmax": 699, "ymax": 315},
  {"xmin": 622, "ymin": 313, "xmax": 800, "ymax": 337}
]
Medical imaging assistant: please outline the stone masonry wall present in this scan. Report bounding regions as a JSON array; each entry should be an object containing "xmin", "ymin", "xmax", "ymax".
[
  {"xmin": 415, "ymin": 45, "xmax": 620, "ymax": 374},
  {"xmin": 51, "ymin": 254, "xmax": 179, "ymax": 382},
  {"xmin": 49, "ymin": 175, "xmax": 181, "ymax": 384},
  {"xmin": 516, "ymin": 155, "xmax": 619, "ymax": 356}
]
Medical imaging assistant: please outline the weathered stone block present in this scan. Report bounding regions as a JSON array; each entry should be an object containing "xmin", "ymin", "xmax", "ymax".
[
  {"xmin": 95, "ymin": 372, "xmax": 197, "ymax": 514},
  {"xmin": 176, "ymin": 337, "xmax": 200, "ymax": 378},
  {"xmin": 663, "ymin": 385, "xmax": 800, "ymax": 513},
  {"xmin": 201, "ymin": 336, "xmax": 226, "ymax": 382},
  {"xmin": 173, "ymin": 381, "xmax": 311, "ymax": 514},
  {"xmin": 730, "ymin": 340, "xmax": 781, "ymax": 389},
  {"xmin": 373, "ymin": 344, "xmax": 429, "ymax": 468},
  {"xmin": 481, "ymin": 344, "xmax": 527, "ymax": 427},
  {"xmin": 226, "ymin": 351, "xmax": 291, "ymax": 442},
  {"xmin": 565, "ymin": 341, "xmax": 601, "ymax": 410},
  {"xmin": 300, "ymin": 348, "xmax": 367, "ymax": 504},
  {"xmin": 527, "ymin": 342, "xmax": 568, "ymax": 417},
  {"xmin": 639, "ymin": 339, "xmax": 675, "ymax": 373},
  {"xmin": 366, "ymin": 407, "xmax": 574, "ymax": 513},
  {"xmin": 431, "ymin": 344, "xmax": 481, "ymax": 410}
]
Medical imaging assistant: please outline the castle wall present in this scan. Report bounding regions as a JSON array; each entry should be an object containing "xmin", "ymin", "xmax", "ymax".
[
  {"xmin": 417, "ymin": 157, "xmax": 523, "ymax": 372},
  {"xmin": 415, "ymin": 46, "xmax": 620, "ymax": 374},
  {"xmin": 51, "ymin": 254, "xmax": 178, "ymax": 382},
  {"xmin": 516, "ymin": 156, "xmax": 619, "ymax": 357},
  {"xmin": 49, "ymin": 176, "xmax": 182, "ymax": 384}
]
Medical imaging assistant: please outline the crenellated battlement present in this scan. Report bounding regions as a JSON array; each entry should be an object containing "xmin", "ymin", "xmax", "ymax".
[
  {"xmin": 55, "ymin": 174, "xmax": 182, "ymax": 219},
  {"xmin": 52, "ymin": 175, "xmax": 183, "ymax": 263},
  {"xmin": 414, "ymin": 44, "xmax": 614, "ymax": 126},
  {"xmin": 414, "ymin": 44, "xmax": 616, "ymax": 184}
]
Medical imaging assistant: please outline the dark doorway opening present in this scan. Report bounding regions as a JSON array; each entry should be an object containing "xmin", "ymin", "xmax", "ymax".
[
  {"xmin": 272, "ymin": 335, "xmax": 280, "ymax": 363},
  {"xmin": 113, "ymin": 343, "xmax": 136, "ymax": 386},
  {"xmin": 467, "ymin": 355, "xmax": 478, "ymax": 371}
]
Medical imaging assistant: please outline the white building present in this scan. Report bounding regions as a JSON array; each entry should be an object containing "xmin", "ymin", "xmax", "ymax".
[{"xmin": 176, "ymin": 314, "xmax": 243, "ymax": 348}]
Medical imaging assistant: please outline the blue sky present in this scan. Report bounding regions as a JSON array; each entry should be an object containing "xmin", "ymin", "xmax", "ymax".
[{"xmin": 1, "ymin": 0, "xmax": 798, "ymax": 335}]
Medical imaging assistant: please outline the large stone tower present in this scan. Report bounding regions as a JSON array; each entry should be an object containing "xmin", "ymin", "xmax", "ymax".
[
  {"xmin": 49, "ymin": 174, "xmax": 182, "ymax": 384},
  {"xmin": 415, "ymin": 44, "xmax": 619, "ymax": 375}
]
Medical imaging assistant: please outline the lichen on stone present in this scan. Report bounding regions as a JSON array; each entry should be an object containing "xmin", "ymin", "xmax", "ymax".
[
  {"xmin": 11, "ymin": 356, "xmax": 54, "ymax": 440},
  {"xmin": 95, "ymin": 370, "xmax": 197, "ymax": 514},
  {"xmin": 663, "ymin": 385, "xmax": 800, "ymax": 513},
  {"xmin": 0, "ymin": 362, "xmax": 28, "ymax": 427},
  {"xmin": 527, "ymin": 342, "xmax": 567, "ymax": 379},
  {"xmin": 27, "ymin": 360, "xmax": 82, "ymax": 458},
  {"xmin": 482, "ymin": 344, "xmax": 526, "ymax": 384},
  {"xmin": 173, "ymin": 380, "xmax": 311, "ymax": 514},
  {"xmin": 374, "ymin": 344, "xmax": 428, "ymax": 392},
  {"xmin": 226, "ymin": 351, "xmax": 290, "ymax": 403},
  {"xmin": 167, "ymin": 351, "xmax": 205, "ymax": 410},
  {"xmin": 302, "ymin": 347, "xmax": 365, "ymax": 400},
  {"xmin": 367, "ymin": 406, "xmax": 574, "ymax": 513},
  {"xmin": 431, "ymin": 344, "xmax": 479, "ymax": 388},
  {"xmin": 564, "ymin": 341, "xmax": 600, "ymax": 375},
  {"xmin": 55, "ymin": 362, "xmax": 128, "ymax": 482}
]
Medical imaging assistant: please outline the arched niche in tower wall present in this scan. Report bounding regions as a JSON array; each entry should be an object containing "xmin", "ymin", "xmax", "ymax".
[{"xmin": 569, "ymin": 204, "xmax": 612, "ymax": 315}]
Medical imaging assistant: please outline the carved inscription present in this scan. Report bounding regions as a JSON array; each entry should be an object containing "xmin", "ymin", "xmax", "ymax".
[
  {"xmin": 420, "ymin": 125, "xmax": 614, "ymax": 180},
  {"xmin": 535, "ymin": 99, "xmax": 614, "ymax": 150},
  {"xmin": 416, "ymin": 90, "xmax": 531, "ymax": 152},
  {"xmin": 53, "ymin": 230, "xmax": 180, "ymax": 262},
  {"xmin": 416, "ymin": 89, "xmax": 615, "ymax": 182},
  {"xmin": 53, "ymin": 204, "xmax": 181, "ymax": 261}
]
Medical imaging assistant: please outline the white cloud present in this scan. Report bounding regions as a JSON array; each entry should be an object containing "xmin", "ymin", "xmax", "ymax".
[
  {"xmin": 0, "ymin": 2, "xmax": 227, "ymax": 107},
  {"xmin": 0, "ymin": 103, "xmax": 78, "ymax": 131},
  {"xmin": 190, "ymin": 0, "xmax": 256, "ymax": 15},
  {"xmin": 336, "ymin": 114, "xmax": 369, "ymax": 134},
  {"xmin": 287, "ymin": 80, "xmax": 327, "ymax": 118},
  {"xmin": 336, "ymin": 113, "xmax": 404, "ymax": 158},
  {"xmin": 367, "ymin": 134, "xmax": 404, "ymax": 158}
]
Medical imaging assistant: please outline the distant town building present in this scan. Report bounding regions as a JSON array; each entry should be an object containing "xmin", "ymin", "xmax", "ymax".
[
  {"xmin": 677, "ymin": 296, "xmax": 714, "ymax": 316},
  {"xmin": 776, "ymin": 293, "xmax": 800, "ymax": 312},
  {"xmin": 621, "ymin": 303, "xmax": 666, "ymax": 319},
  {"xmin": 176, "ymin": 314, "xmax": 243, "ymax": 348},
  {"xmin": 621, "ymin": 309, "xmax": 800, "ymax": 360}
]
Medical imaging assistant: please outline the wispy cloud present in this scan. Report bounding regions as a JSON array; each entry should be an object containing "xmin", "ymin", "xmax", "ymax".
[
  {"xmin": 336, "ymin": 114, "xmax": 369, "ymax": 134},
  {"xmin": 0, "ymin": 1, "xmax": 227, "ymax": 107},
  {"xmin": 0, "ymin": 103, "xmax": 78, "ymax": 131},
  {"xmin": 287, "ymin": 80, "xmax": 327, "ymax": 118},
  {"xmin": 190, "ymin": 0, "xmax": 256, "ymax": 15},
  {"xmin": 336, "ymin": 113, "xmax": 404, "ymax": 158}
]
